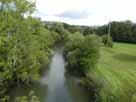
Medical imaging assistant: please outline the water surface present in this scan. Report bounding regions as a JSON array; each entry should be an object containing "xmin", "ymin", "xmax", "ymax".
[{"xmin": 10, "ymin": 49, "xmax": 91, "ymax": 102}]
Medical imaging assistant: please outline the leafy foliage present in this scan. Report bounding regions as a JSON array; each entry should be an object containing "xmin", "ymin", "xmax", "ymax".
[
  {"xmin": 96, "ymin": 21, "xmax": 136, "ymax": 43},
  {"xmin": 102, "ymin": 34, "xmax": 113, "ymax": 47},
  {"xmin": 15, "ymin": 91, "xmax": 39, "ymax": 102},
  {"xmin": 0, "ymin": 0, "xmax": 60, "ymax": 98},
  {"xmin": 45, "ymin": 20, "xmax": 136, "ymax": 44},
  {"xmin": 64, "ymin": 32, "xmax": 100, "ymax": 76}
]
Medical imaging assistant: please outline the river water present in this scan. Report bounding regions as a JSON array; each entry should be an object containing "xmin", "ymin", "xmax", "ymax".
[{"xmin": 10, "ymin": 49, "xmax": 91, "ymax": 102}]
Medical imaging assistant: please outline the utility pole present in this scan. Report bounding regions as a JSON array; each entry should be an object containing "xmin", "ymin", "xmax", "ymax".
[{"xmin": 108, "ymin": 21, "xmax": 111, "ymax": 36}]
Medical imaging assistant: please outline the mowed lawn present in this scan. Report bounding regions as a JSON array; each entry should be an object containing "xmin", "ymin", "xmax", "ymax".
[{"xmin": 89, "ymin": 43, "xmax": 136, "ymax": 102}]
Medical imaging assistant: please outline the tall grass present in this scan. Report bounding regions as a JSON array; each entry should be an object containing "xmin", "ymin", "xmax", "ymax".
[{"xmin": 88, "ymin": 43, "xmax": 136, "ymax": 102}]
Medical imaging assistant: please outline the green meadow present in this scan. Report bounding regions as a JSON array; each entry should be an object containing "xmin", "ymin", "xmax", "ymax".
[{"xmin": 89, "ymin": 43, "xmax": 136, "ymax": 102}]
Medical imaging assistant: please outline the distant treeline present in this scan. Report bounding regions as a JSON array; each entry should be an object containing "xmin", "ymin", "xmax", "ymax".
[{"xmin": 44, "ymin": 20, "xmax": 136, "ymax": 43}]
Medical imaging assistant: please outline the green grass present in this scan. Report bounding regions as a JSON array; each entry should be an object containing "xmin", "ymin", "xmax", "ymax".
[{"xmin": 88, "ymin": 43, "xmax": 136, "ymax": 102}]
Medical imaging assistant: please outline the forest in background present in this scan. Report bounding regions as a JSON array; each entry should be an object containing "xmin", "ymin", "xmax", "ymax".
[
  {"xmin": 45, "ymin": 20, "xmax": 136, "ymax": 43},
  {"xmin": 44, "ymin": 21, "xmax": 136, "ymax": 102}
]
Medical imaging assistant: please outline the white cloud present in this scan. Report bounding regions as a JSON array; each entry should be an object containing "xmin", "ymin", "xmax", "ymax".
[
  {"xmin": 33, "ymin": 0, "xmax": 136, "ymax": 26},
  {"xmin": 57, "ymin": 10, "xmax": 90, "ymax": 19}
]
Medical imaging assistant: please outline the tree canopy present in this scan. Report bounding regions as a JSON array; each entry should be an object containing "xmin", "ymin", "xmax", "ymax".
[{"xmin": 0, "ymin": 0, "xmax": 60, "ymax": 99}]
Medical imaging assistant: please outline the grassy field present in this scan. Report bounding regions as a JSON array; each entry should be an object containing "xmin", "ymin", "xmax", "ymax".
[{"xmin": 89, "ymin": 43, "xmax": 136, "ymax": 102}]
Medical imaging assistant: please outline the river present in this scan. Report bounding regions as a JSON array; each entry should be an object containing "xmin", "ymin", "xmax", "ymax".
[{"xmin": 10, "ymin": 49, "xmax": 91, "ymax": 102}]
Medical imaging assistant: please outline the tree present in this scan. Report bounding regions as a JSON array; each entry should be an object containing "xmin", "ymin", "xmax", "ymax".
[
  {"xmin": 96, "ymin": 21, "xmax": 136, "ymax": 43},
  {"xmin": 0, "ymin": 0, "xmax": 60, "ymax": 98},
  {"xmin": 64, "ymin": 32, "xmax": 100, "ymax": 76},
  {"xmin": 102, "ymin": 34, "xmax": 113, "ymax": 47},
  {"xmin": 15, "ymin": 91, "xmax": 39, "ymax": 102}
]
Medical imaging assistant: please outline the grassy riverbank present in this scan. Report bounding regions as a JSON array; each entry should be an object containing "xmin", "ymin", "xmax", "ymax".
[{"xmin": 88, "ymin": 43, "xmax": 136, "ymax": 102}]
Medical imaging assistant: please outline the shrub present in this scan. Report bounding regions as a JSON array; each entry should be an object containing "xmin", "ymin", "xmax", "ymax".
[
  {"xmin": 102, "ymin": 34, "xmax": 113, "ymax": 47},
  {"xmin": 64, "ymin": 33, "xmax": 100, "ymax": 76},
  {"xmin": 15, "ymin": 91, "xmax": 39, "ymax": 102}
]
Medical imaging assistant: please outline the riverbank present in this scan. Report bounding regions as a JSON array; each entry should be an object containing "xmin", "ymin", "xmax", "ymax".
[
  {"xmin": 86, "ymin": 43, "xmax": 136, "ymax": 102},
  {"xmin": 9, "ymin": 48, "xmax": 93, "ymax": 102},
  {"xmin": 64, "ymin": 42, "xmax": 136, "ymax": 102}
]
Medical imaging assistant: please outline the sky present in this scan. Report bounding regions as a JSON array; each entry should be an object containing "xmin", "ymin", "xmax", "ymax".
[{"xmin": 33, "ymin": 0, "xmax": 136, "ymax": 26}]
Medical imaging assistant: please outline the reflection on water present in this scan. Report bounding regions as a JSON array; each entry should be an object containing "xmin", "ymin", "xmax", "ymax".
[
  {"xmin": 46, "ymin": 50, "xmax": 71, "ymax": 102},
  {"xmin": 9, "ymin": 50, "xmax": 91, "ymax": 102}
]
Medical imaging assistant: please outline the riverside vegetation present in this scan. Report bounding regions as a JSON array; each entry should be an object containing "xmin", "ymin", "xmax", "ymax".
[
  {"xmin": 0, "ymin": 0, "xmax": 60, "ymax": 101},
  {"xmin": 63, "ymin": 31, "xmax": 136, "ymax": 102},
  {"xmin": 0, "ymin": 0, "xmax": 136, "ymax": 102}
]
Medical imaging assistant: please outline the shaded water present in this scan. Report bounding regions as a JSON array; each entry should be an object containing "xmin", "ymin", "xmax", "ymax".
[
  {"xmin": 46, "ymin": 50, "xmax": 71, "ymax": 102},
  {"xmin": 10, "ymin": 49, "xmax": 91, "ymax": 102}
]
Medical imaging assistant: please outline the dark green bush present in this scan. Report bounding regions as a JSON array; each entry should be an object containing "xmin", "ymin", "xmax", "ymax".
[
  {"xmin": 64, "ymin": 33, "xmax": 100, "ymax": 76},
  {"xmin": 102, "ymin": 34, "xmax": 113, "ymax": 47}
]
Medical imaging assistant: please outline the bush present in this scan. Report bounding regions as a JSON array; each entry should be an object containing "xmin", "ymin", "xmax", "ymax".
[
  {"xmin": 0, "ymin": 96, "xmax": 9, "ymax": 102},
  {"xmin": 15, "ymin": 91, "xmax": 39, "ymax": 102},
  {"xmin": 64, "ymin": 33, "xmax": 100, "ymax": 76},
  {"xmin": 102, "ymin": 34, "xmax": 113, "ymax": 47}
]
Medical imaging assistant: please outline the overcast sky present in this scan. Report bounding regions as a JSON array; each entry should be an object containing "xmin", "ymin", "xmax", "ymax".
[{"xmin": 33, "ymin": 0, "xmax": 136, "ymax": 26}]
